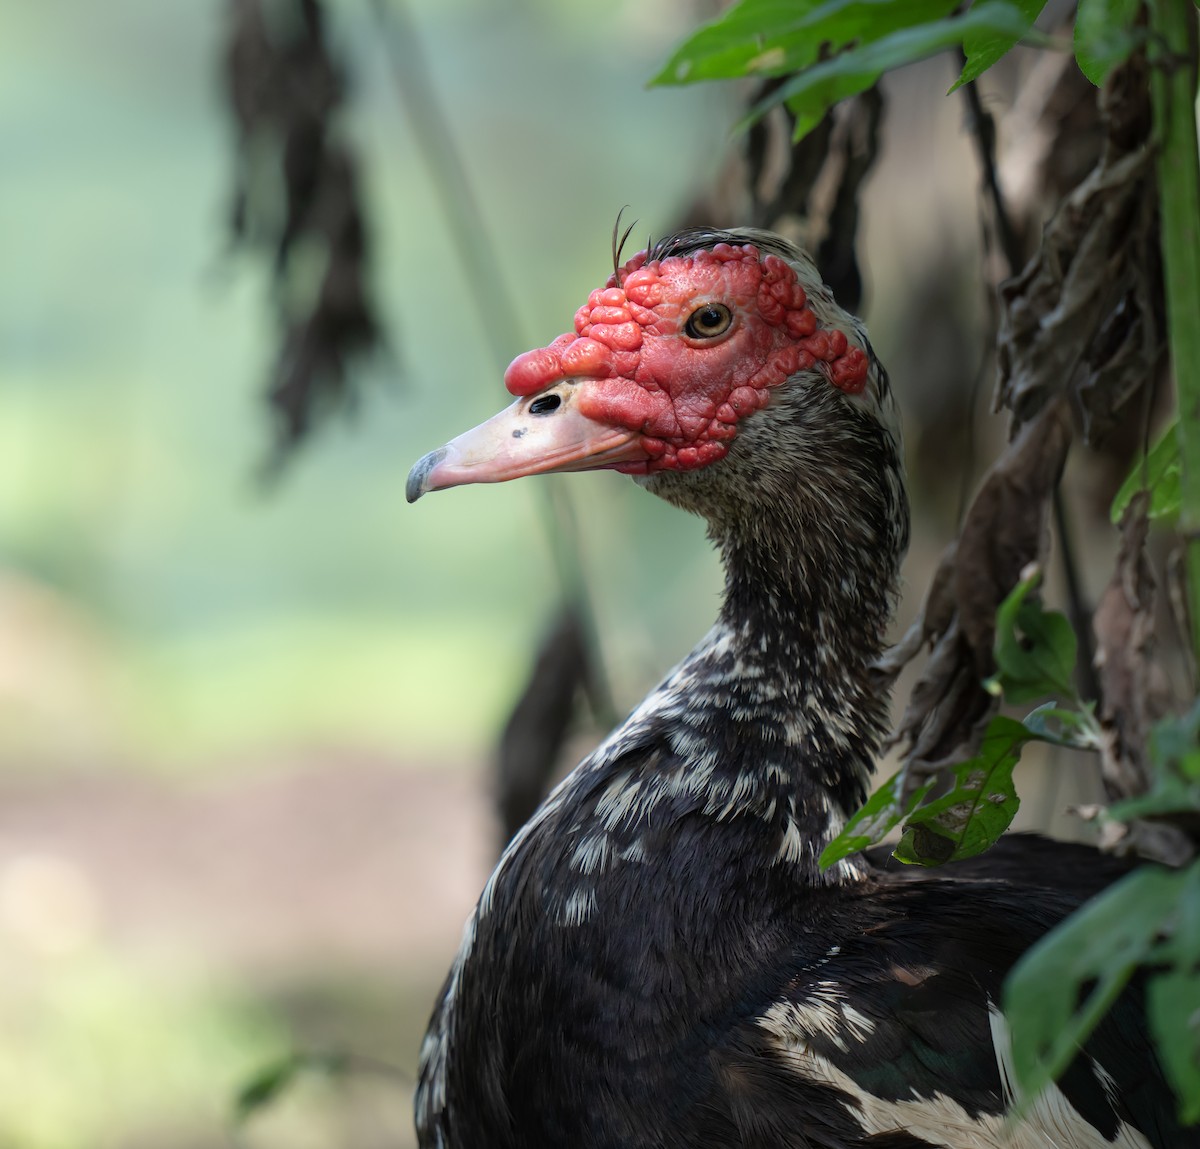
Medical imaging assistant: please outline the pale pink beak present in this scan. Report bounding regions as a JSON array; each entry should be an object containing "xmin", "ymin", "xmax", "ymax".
[{"xmin": 406, "ymin": 386, "xmax": 647, "ymax": 503}]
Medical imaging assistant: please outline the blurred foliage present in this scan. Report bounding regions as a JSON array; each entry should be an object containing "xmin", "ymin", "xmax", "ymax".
[
  {"xmin": 1007, "ymin": 858, "xmax": 1200, "ymax": 1123},
  {"xmin": 654, "ymin": 0, "xmax": 1048, "ymax": 137},
  {"xmin": 654, "ymin": 0, "xmax": 1144, "ymax": 142},
  {"xmin": 1111, "ymin": 419, "xmax": 1182, "ymax": 523},
  {"xmin": 0, "ymin": 0, "xmax": 722, "ymax": 771},
  {"xmin": 0, "ymin": 949, "xmax": 282, "ymax": 1149}
]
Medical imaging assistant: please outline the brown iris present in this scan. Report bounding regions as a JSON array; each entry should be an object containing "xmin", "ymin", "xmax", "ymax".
[{"xmin": 684, "ymin": 302, "xmax": 733, "ymax": 340}]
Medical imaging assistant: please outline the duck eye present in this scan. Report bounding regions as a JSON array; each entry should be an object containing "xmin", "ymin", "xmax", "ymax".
[
  {"xmin": 529, "ymin": 393, "xmax": 562, "ymax": 415},
  {"xmin": 684, "ymin": 303, "xmax": 733, "ymax": 340}
]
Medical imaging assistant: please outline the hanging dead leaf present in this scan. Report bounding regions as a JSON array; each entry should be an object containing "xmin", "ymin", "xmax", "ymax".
[
  {"xmin": 222, "ymin": 0, "xmax": 387, "ymax": 471},
  {"xmin": 1094, "ymin": 492, "xmax": 1167, "ymax": 797},
  {"xmin": 811, "ymin": 87, "xmax": 883, "ymax": 312},
  {"xmin": 994, "ymin": 54, "xmax": 1163, "ymax": 444},
  {"xmin": 494, "ymin": 606, "xmax": 590, "ymax": 850},
  {"xmin": 747, "ymin": 81, "xmax": 836, "ymax": 228},
  {"xmin": 1091, "ymin": 493, "xmax": 1194, "ymax": 864},
  {"xmin": 877, "ymin": 400, "xmax": 1072, "ymax": 786}
]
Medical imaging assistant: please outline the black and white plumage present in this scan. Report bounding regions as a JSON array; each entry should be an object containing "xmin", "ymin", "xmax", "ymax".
[{"xmin": 406, "ymin": 228, "xmax": 1189, "ymax": 1148}]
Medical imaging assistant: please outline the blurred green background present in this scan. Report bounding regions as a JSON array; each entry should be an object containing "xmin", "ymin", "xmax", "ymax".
[
  {"xmin": 0, "ymin": 1, "xmax": 1106, "ymax": 1146},
  {"xmin": 1, "ymin": 1, "xmax": 732, "ymax": 1145},
  {"xmin": 0, "ymin": 0, "xmax": 730, "ymax": 771}
]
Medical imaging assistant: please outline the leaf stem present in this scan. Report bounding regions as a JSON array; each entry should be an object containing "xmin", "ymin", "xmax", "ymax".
[{"xmin": 1149, "ymin": 1, "xmax": 1200, "ymax": 667}]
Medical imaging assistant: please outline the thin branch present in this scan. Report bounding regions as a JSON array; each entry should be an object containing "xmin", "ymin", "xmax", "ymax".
[
  {"xmin": 370, "ymin": 0, "xmax": 616, "ymax": 725},
  {"xmin": 958, "ymin": 70, "xmax": 1024, "ymax": 276}
]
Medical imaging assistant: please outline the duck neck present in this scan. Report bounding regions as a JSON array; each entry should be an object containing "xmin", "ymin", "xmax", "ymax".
[
  {"xmin": 609, "ymin": 395, "xmax": 909, "ymax": 881},
  {"xmin": 708, "ymin": 492, "xmax": 900, "ymax": 823}
]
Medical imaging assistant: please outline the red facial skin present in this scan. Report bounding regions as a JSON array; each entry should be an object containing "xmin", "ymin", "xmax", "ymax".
[{"xmin": 503, "ymin": 243, "xmax": 869, "ymax": 474}]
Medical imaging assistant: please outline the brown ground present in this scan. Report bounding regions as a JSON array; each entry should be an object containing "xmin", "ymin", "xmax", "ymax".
[
  {"xmin": 0, "ymin": 755, "xmax": 492, "ymax": 974},
  {"xmin": 0, "ymin": 754, "xmax": 501, "ymax": 1147}
]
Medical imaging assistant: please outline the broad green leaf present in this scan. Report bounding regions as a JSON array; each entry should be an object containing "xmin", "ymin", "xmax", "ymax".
[
  {"xmin": 1112, "ymin": 699, "xmax": 1200, "ymax": 820},
  {"xmin": 1138, "ymin": 863, "xmax": 1200, "ymax": 1121},
  {"xmin": 1157, "ymin": 860, "xmax": 1200, "ymax": 969},
  {"xmin": 951, "ymin": 0, "xmax": 1046, "ymax": 92},
  {"xmin": 737, "ymin": 2, "xmax": 1039, "ymax": 139},
  {"xmin": 989, "ymin": 570, "xmax": 1078, "ymax": 704},
  {"xmin": 1005, "ymin": 863, "xmax": 1191, "ymax": 1102},
  {"xmin": 1074, "ymin": 0, "xmax": 1141, "ymax": 86},
  {"xmin": 893, "ymin": 715, "xmax": 1028, "ymax": 865},
  {"xmin": 819, "ymin": 767, "xmax": 936, "ymax": 868},
  {"xmin": 651, "ymin": 0, "xmax": 961, "ymax": 87},
  {"xmin": 1147, "ymin": 970, "xmax": 1200, "ymax": 1123},
  {"xmin": 1111, "ymin": 419, "xmax": 1182, "ymax": 524}
]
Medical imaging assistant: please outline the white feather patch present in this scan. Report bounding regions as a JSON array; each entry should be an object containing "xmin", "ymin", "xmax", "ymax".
[{"xmin": 756, "ymin": 999, "xmax": 1154, "ymax": 1149}]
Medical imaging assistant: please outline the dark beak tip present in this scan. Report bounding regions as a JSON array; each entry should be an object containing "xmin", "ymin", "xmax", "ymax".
[{"xmin": 406, "ymin": 447, "xmax": 448, "ymax": 504}]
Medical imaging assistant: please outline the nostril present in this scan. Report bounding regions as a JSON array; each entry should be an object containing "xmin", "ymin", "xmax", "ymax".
[{"xmin": 529, "ymin": 394, "xmax": 562, "ymax": 415}]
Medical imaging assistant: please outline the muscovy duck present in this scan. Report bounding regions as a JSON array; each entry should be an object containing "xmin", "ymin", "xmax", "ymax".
[{"xmin": 406, "ymin": 228, "xmax": 1188, "ymax": 1148}]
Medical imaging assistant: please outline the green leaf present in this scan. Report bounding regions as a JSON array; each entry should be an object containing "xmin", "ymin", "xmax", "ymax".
[
  {"xmin": 235, "ymin": 1055, "xmax": 305, "ymax": 1124},
  {"xmin": 1108, "ymin": 772, "xmax": 1200, "ymax": 822},
  {"xmin": 233, "ymin": 1050, "xmax": 348, "ymax": 1125},
  {"xmin": 1111, "ymin": 419, "xmax": 1182, "ymax": 524},
  {"xmin": 651, "ymin": 0, "xmax": 961, "ymax": 87},
  {"xmin": 1147, "ymin": 970, "xmax": 1200, "ymax": 1123},
  {"xmin": 1149, "ymin": 863, "xmax": 1200, "ymax": 1122},
  {"xmin": 951, "ymin": 0, "xmax": 1046, "ymax": 92},
  {"xmin": 736, "ymin": 2, "xmax": 1041, "ymax": 139},
  {"xmin": 893, "ymin": 715, "xmax": 1028, "ymax": 865},
  {"xmin": 1148, "ymin": 697, "xmax": 1200, "ymax": 771},
  {"xmin": 1005, "ymin": 863, "xmax": 1193, "ymax": 1103},
  {"xmin": 989, "ymin": 570, "xmax": 1078, "ymax": 704},
  {"xmin": 1154, "ymin": 859, "xmax": 1200, "ymax": 972},
  {"xmin": 1074, "ymin": 0, "xmax": 1142, "ymax": 86},
  {"xmin": 819, "ymin": 767, "xmax": 937, "ymax": 868},
  {"xmin": 1110, "ymin": 699, "xmax": 1200, "ymax": 821}
]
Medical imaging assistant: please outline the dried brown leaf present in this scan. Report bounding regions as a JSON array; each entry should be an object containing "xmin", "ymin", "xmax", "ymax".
[
  {"xmin": 222, "ymin": 0, "xmax": 386, "ymax": 471},
  {"xmin": 1093, "ymin": 491, "xmax": 1167, "ymax": 799},
  {"xmin": 880, "ymin": 401, "xmax": 1073, "ymax": 782},
  {"xmin": 494, "ymin": 607, "xmax": 590, "ymax": 850},
  {"xmin": 1167, "ymin": 544, "xmax": 1196, "ymax": 687},
  {"xmin": 995, "ymin": 56, "xmax": 1163, "ymax": 443},
  {"xmin": 749, "ymin": 82, "xmax": 836, "ymax": 227},
  {"xmin": 1090, "ymin": 495, "xmax": 1194, "ymax": 864},
  {"xmin": 875, "ymin": 542, "xmax": 959, "ymax": 685},
  {"xmin": 956, "ymin": 402, "xmax": 1073, "ymax": 654},
  {"xmin": 812, "ymin": 87, "xmax": 883, "ymax": 313},
  {"xmin": 669, "ymin": 83, "xmax": 836, "ymax": 240}
]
